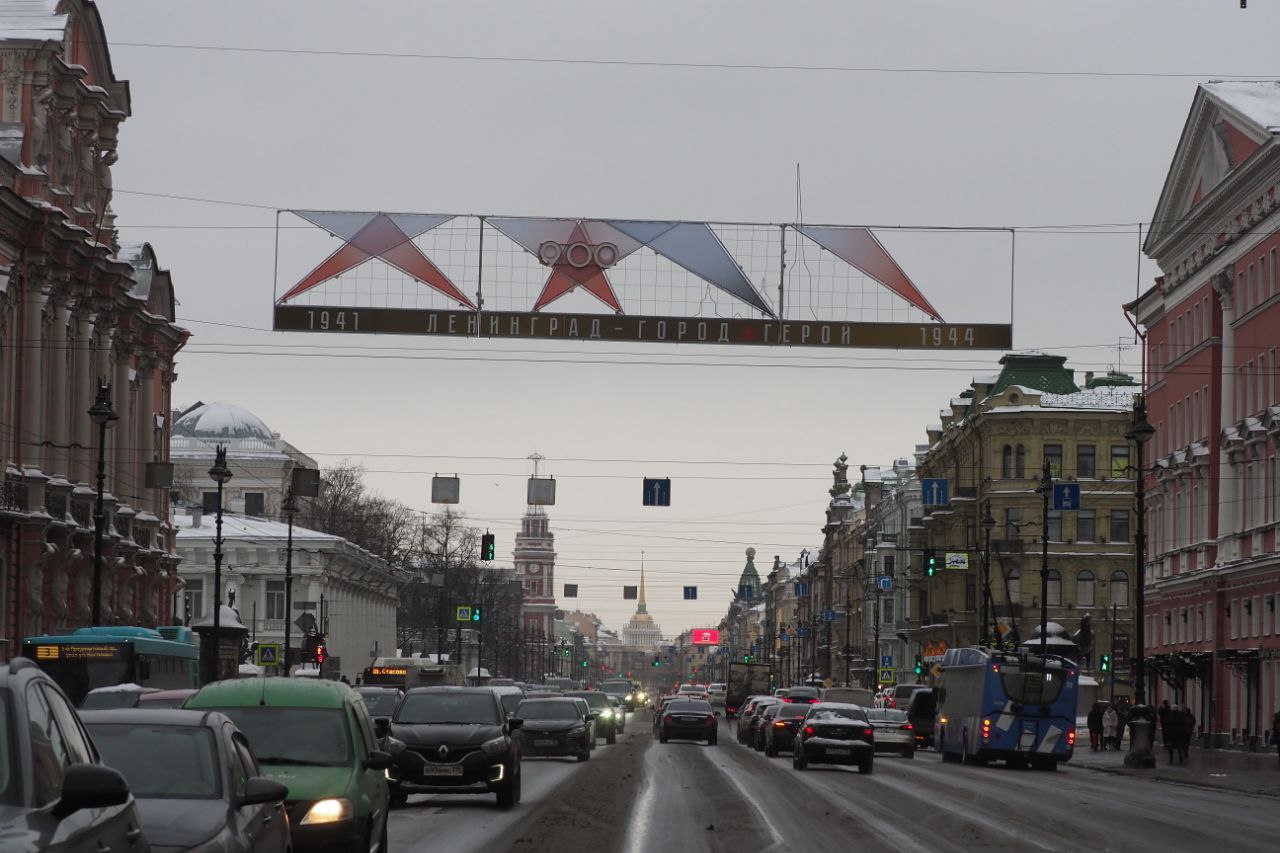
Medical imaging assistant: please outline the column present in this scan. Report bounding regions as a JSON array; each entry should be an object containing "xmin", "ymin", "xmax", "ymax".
[
  {"xmin": 112, "ymin": 334, "xmax": 132, "ymax": 504},
  {"xmin": 71, "ymin": 306, "xmax": 94, "ymax": 484},
  {"xmin": 45, "ymin": 293, "xmax": 69, "ymax": 478},
  {"xmin": 1213, "ymin": 271, "xmax": 1237, "ymax": 563},
  {"xmin": 20, "ymin": 281, "xmax": 46, "ymax": 469},
  {"xmin": 135, "ymin": 354, "xmax": 156, "ymax": 515}
]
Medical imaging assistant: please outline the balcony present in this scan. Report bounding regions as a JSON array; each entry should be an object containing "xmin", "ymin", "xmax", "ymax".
[{"xmin": 0, "ymin": 479, "xmax": 27, "ymax": 512}]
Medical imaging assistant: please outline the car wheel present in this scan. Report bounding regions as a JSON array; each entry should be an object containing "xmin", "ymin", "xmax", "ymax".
[
  {"xmin": 578, "ymin": 744, "xmax": 591, "ymax": 762},
  {"xmin": 858, "ymin": 757, "xmax": 874, "ymax": 774},
  {"xmin": 659, "ymin": 731, "xmax": 669, "ymax": 743},
  {"xmin": 607, "ymin": 730, "xmax": 617, "ymax": 745},
  {"xmin": 708, "ymin": 733, "xmax": 718, "ymax": 746},
  {"xmin": 766, "ymin": 740, "xmax": 778, "ymax": 757}
]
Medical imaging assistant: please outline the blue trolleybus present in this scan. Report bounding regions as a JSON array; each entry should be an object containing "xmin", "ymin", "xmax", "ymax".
[
  {"xmin": 22, "ymin": 625, "xmax": 199, "ymax": 706},
  {"xmin": 935, "ymin": 645, "xmax": 1078, "ymax": 770}
]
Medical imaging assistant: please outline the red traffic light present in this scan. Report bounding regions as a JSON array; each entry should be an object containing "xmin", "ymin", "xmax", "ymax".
[{"xmin": 315, "ymin": 644, "xmax": 326, "ymax": 664}]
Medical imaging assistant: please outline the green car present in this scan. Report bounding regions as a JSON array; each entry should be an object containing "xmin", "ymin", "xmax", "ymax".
[{"xmin": 186, "ymin": 677, "xmax": 392, "ymax": 853}]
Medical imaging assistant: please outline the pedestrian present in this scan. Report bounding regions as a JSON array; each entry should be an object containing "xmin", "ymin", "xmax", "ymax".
[
  {"xmin": 1087, "ymin": 702, "xmax": 1105, "ymax": 751},
  {"xmin": 1271, "ymin": 709, "xmax": 1280, "ymax": 762},
  {"xmin": 1157, "ymin": 699, "xmax": 1172, "ymax": 746},
  {"xmin": 1164, "ymin": 706, "xmax": 1184, "ymax": 764},
  {"xmin": 1102, "ymin": 704, "xmax": 1119, "ymax": 751},
  {"xmin": 1178, "ymin": 706, "xmax": 1195, "ymax": 764}
]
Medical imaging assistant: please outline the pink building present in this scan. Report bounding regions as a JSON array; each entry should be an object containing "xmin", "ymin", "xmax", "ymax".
[{"xmin": 1132, "ymin": 81, "xmax": 1280, "ymax": 748}]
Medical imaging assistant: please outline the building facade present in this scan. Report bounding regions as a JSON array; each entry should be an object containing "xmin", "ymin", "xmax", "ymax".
[
  {"xmin": 1133, "ymin": 81, "xmax": 1280, "ymax": 748},
  {"xmin": 515, "ymin": 506, "xmax": 556, "ymax": 642},
  {"xmin": 1, "ymin": 1, "xmax": 188, "ymax": 655}
]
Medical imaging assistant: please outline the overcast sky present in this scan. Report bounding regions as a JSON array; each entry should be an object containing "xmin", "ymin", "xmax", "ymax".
[{"xmin": 97, "ymin": 1, "xmax": 1277, "ymax": 640}]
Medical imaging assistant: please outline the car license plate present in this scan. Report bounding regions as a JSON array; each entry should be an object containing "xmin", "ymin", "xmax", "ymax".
[
  {"xmin": 535, "ymin": 739, "xmax": 558, "ymax": 747},
  {"xmin": 678, "ymin": 717, "xmax": 700, "ymax": 723},
  {"xmin": 826, "ymin": 747, "xmax": 850, "ymax": 756},
  {"xmin": 421, "ymin": 765, "xmax": 464, "ymax": 776}
]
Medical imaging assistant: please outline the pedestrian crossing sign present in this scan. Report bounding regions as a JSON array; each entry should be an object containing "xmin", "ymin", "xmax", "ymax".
[{"xmin": 256, "ymin": 643, "xmax": 282, "ymax": 666}]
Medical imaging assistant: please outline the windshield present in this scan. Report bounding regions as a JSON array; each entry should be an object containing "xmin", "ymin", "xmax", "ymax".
[
  {"xmin": 358, "ymin": 691, "xmax": 400, "ymax": 716},
  {"xmin": 566, "ymin": 692, "xmax": 609, "ymax": 710},
  {"xmin": 87, "ymin": 724, "xmax": 220, "ymax": 799},
  {"xmin": 778, "ymin": 705, "xmax": 810, "ymax": 718},
  {"xmin": 500, "ymin": 693, "xmax": 524, "ymax": 715},
  {"xmin": 0, "ymin": 692, "xmax": 15, "ymax": 806},
  {"xmin": 396, "ymin": 692, "xmax": 501, "ymax": 725},
  {"xmin": 810, "ymin": 707, "xmax": 869, "ymax": 723},
  {"xmin": 1001, "ymin": 666, "xmax": 1067, "ymax": 705},
  {"xmin": 35, "ymin": 655, "xmax": 132, "ymax": 707},
  {"xmin": 518, "ymin": 700, "xmax": 581, "ymax": 721},
  {"xmin": 219, "ymin": 708, "xmax": 351, "ymax": 766},
  {"xmin": 866, "ymin": 709, "xmax": 909, "ymax": 722},
  {"xmin": 667, "ymin": 700, "xmax": 711, "ymax": 713}
]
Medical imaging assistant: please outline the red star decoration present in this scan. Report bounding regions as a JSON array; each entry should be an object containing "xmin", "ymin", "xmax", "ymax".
[{"xmin": 533, "ymin": 222, "xmax": 623, "ymax": 313}]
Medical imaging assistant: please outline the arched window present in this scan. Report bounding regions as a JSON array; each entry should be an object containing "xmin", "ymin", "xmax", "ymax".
[
  {"xmin": 1015, "ymin": 445, "xmax": 1027, "ymax": 478},
  {"xmin": 1110, "ymin": 570, "xmax": 1129, "ymax": 607},
  {"xmin": 1076, "ymin": 570, "xmax": 1095, "ymax": 608},
  {"xmin": 1006, "ymin": 569, "xmax": 1020, "ymax": 604},
  {"xmin": 1002, "ymin": 445, "xmax": 1013, "ymax": 479},
  {"xmin": 1046, "ymin": 570, "xmax": 1062, "ymax": 607}
]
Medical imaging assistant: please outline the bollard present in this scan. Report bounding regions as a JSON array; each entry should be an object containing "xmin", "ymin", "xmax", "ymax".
[{"xmin": 1124, "ymin": 716, "xmax": 1157, "ymax": 768}]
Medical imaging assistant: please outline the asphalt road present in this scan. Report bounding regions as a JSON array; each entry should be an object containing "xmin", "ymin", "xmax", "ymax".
[{"xmin": 389, "ymin": 714, "xmax": 1277, "ymax": 853}]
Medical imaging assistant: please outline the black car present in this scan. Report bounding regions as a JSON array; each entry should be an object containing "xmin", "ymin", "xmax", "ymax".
[
  {"xmin": 736, "ymin": 697, "xmax": 777, "ymax": 744},
  {"xmin": 782, "ymin": 686, "xmax": 821, "ymax": 705},
  {"xmin": 792, "ymin": 702, "xmax": 875, "ymax": 774},
  {"xmin": 906, "ymin": 687, "xmax": 937, "ymax": 747},
  {"xmin": 0, "ymin": 658, "xmax": 147, "ymax": 853},
  {"xmin": 658, "ymin": 699, "xmax": 717, "ymax": 745},
  {"xmin": 385, "ymin": 687, "xmax": 523, "ymax": 808},
  {"xmin": 565, "ymin": 691, "xmax": 620, "ymax": 744},
  {"xmin": 83, "ymin": 708, "xmax": 290, "ymax": 852},
  {"xmin": 754, "ymin": 704, "xmax": 783, "ymax": 750},
  {"xmin": 764, "ymin": 703, "xmax": 811, "ymax": 756},
  {"xmin": 515, "ymin": 698, "xmax": 595, "ymax": 760},
  {"xmin": 355, "ymin": 687, "xmax": 402, "ymax": 722}
]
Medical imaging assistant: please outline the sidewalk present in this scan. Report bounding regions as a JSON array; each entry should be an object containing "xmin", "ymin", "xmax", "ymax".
[{"xmin": 1074, "ymin": 743, "xmax": 1280, "ymax": 797}]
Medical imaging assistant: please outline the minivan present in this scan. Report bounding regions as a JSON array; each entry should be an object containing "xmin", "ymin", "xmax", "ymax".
[{"xmin": 906, "ymin": 687, "xmax": 937, "ymax": 747}]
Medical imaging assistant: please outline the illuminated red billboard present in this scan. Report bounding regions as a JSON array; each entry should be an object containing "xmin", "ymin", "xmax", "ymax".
[{"xmin": 691, "ymin": 629, "xmax": 721, "ymax": 645}]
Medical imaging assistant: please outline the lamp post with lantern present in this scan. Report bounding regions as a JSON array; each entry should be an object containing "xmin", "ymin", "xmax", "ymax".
[
  {"xmin": 204, "ymin": 446, "xmax": 232, "ymax": 683},
  {"xmin": 88, "ymin": 381, "xmax": 118, "ymax": 626},
  {"xmin": 1123, "ymin": 395, "xmax": 1157, "ymax": 768}
]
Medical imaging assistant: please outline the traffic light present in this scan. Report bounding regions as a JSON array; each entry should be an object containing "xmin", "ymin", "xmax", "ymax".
[
  {"xmin": 471, "ymin": 606, "xmax": 482, "ymax": 624},
  {"xmin": 1100, "ymin": 653, "xmax": 1112, "ymax": 672},
  {"xmin": 581, "ymin": 659, "xmax": 589, "ymax": 668},
  {"xmin": 924, "ymin": 548, "xmax": 939, "ymax": 577},
  {"xmin": 914, "ymin": 654, "xmax": 924, "ymax": 676},
  {"xmin": 314, "ymin": 642, "xmax": 326, "ymax": 665},
  {"xmin": 480, "ymin": 532, "xmax": 495, "ymax": 561}
]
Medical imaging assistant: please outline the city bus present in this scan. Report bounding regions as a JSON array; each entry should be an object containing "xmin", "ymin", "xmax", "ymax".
[
  {"xmin": 361, "ymin": 656, "xmax": 461, "ymax": 689},
  {"xmin": 935, "ymin": 645, "xmax": 1079, "ymax": 770},
  {"xmin": 22, "ymin": 625, "xmax": 199, "ymax": 706}
]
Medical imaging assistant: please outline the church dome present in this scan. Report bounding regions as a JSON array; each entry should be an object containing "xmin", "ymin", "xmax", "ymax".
[{"xmin": 173, "ymin": 402, "xmax": 274, "ymax": 440}]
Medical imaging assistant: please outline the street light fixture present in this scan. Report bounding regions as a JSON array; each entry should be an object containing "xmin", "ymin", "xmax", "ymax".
[
  {"xmin": 88, "ymin": 381, "xmax": 118, "ymax": 626},
  {"xmin": 1124, "ymin": 396, "xmax": 1154, "ymax": 705},
  {"xmin": 979, "ymin": 502, "xmax": 996, "ymax": 646},
  {"xmin": 204, "ymin": 445, "xmax": 232, "ymax": 684},
  {"xmin": 281, "ymin": 493, "xmax": 298, "ymax": 669},
  {"xmin": 1034, "ymin": 459, "xmax": 1054, "ymax": 657}
]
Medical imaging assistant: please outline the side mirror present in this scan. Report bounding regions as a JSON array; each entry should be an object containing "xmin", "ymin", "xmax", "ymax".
[
  {"xmin": 239, "ymin": 776, "xmax": 288, "ymax": 807},
  {"xmin": 374, "ymin": 717, "xmax": 391, "ymax": 740},
  {"xmin": 384, "ymin": 736, "xmax": 407, "ymax": 756},
  {"xmin": 586, "ymin": 712, "xmax": 598, "ymax": 721},
  {"xmin": 54, "ymin": 764, "xmax": 130, "ymax": 819},
  {"xmin": 364, "ymin": 750, "xmax": 393, "ymax": 771},
  {"xmin": 508, "ymin": 718, "xmax": 524, "ymax": 731}
]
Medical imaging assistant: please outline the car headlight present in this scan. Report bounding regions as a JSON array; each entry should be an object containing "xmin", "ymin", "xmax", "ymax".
[
  {"xmin": 300, "ymin": 798, "xmax": 353, "ymax": 825},
  {"xmin": 601, "ymin": 708, "xmax": 613, "ymax": 719},
  {"xmin": 625, "ymin": 694, "xmax": 633, "ymax": 701},
  {"xmin": 568, "ymin": 726, "xmax": 586, "ymax": 735},
  {"xmin": 481, "ymin": 736, "xmax": 507, "ymax": 755}
]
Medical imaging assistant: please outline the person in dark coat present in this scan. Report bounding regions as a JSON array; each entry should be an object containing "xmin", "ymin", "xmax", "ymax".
[
  {"xmin": 1272, "ymin": 709, "xmax": 1280, "ymax": 762},
  {"xmin": 1163, "ymin": 708, "xmax": 1185, "ymax": 764},
  {"xmin": 1087, "ymin": 703, "xmax": 1105, "ymax": 751},
  {"xmin": 1178, "ymin": 706, "xmax": 1195, "ymax": 763},
  {"xmin": 1157, "ymin": 699, "xmax": 1172, "ymax": 745}
]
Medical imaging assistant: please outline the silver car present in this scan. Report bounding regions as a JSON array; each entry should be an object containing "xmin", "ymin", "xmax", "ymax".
[{"xmin": 865, "ymin": 708, "xmax": 916, "ymax": 757}]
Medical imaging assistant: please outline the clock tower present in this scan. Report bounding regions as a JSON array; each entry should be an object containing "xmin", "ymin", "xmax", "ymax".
[{"xmin": 515, "ymin": 506, "xmax": 557, "ymax": 641}]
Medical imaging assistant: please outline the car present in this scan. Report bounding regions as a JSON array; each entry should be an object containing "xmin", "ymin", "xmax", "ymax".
[
  {"xmin": 820, "ymin": 686, "xmax": 875, "ymax": 707},
  {"xmin": 598, "ymin": 679, "xmax": 631, "ymax": 707},
  {"xmin": 905, "ymin": 688, "xmax": 937, "ymax": 748},
  {"xmin": 487, "ymin": 678, "xmax": 516, "ymax": 687},
  {"xmin": 565, "ymin": 697, "xmax": 597, "ymax": 748},
  {"xmin": 764, "ymin": 703, "xmax": 811, "ymax": 756},
  {"xmin": 864, "ymin": 708, "xmax": 916, "ymax": 758},
  {"xmin": 782, "ymin": 686, "xmax": 821, "ymax": 705},
  {"xmin": 736, "ymin": 696, "xmax": 777, "ymax": 744},
  {"xmin": 755, "ymin": 703, "xmax": 784, "ymax": 750},
  {"xmin": 565, "ymin": 691, "xmax": 620, "ymax": 744},
  {"xmin": 707, "ymin": 683, "xmax": 727, "ymax": 714},
  {"xmin": 605, "ymin": 695, "xmax": 627, "ymax": 732},
  {"xmin": 542, "ymin": 677, "xmax": 578, "ymax": 692},
  {"xmin": 792, "ymin": 702, "xmax": 875, "ymax": 774},
  {"xmin": 79, "ymin": 684, "xmax": 162, "ymax": 710},
  {"xmin": 490, "ymin": 685, "xmax": 526, "ymax": 719},
  {"xmin": 657, "ymin": 699, "xmax": 717, "ymax": 745},
  {"xmin": 881, "ymin": 684, "xmax": 923, "ymax": 710},
  {"xmin": 354, "ymin": 686, "xmax": 402, "ymax": 721},
  {"xmin": 186, "ymin": 677, "xmax": 393, "ymax": 851},
  {"xmin": 383, "ymin": 686, "xmax": 523, "ymax": 808},
  {"xmin": 514, "ymin": 697, "xmax": 594, "ymax": 761},
  {"xmin": 652, "ymin": 695, "xmax": 681, "ymax": 733},
  {"xmin": 134, "ymin": 688, "xmax": 198, "ymax": 709},
  {"xmin": 82, "ymin": 708, "xmax": 290, "ymax": 852},
  {"xmin": 0, "ymin": 658, "xmax": 148, "ymax": 853}
]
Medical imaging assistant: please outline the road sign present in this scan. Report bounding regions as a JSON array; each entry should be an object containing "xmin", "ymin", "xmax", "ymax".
[
  {"xmin": 879, "ymin": 668, "xmax": 895, "ymax": 684},
  {"xmin": 431, "ymin": 475, "xmax": 460, "ymax": 504},
  {"xmin": 527, "ymin": 476, "xmax": 556, "ymax": 506},
  {"xmin": 294, "ymin": 613, "xmax": 317, "ymax": 634},
  {"xmin": 823, "ymin": 608, "xmax": 837, "ymax": 622},
  {"xmin": 683, "ymin": 586, "xmax": 697, "ymax": 600},
  {"xmin": 877, "ymin": 576, "xmax": 893, "ymax": 590},
  {"xmin": 642, "ymin": 478, "xmax": 672, "ymax": 507},
  {"xmin": 563, "ymin": 584, "xmax": 578, "ymax": 598},
  {"xmin": 930, "ymin": 663, "xmax": 944, "ymax": 677},
  {"xmin": 1053, "ymin": 483, "xmax": 1082, "ymax": 511},
  {"xmin": 922, "ymin": 478, "xmax": 949, "ymax": 506},
  {"xmin": 455, "ymin": 605, "xmax": 473, "ymax": 622},
  {"xmin": 256, "ymin": 643, "xmax": 282, "ymax": 666},
  {"xmin": 293, "ymin": 600, "xmax": 316, "ymax": 610},
  {"xmin": 881, "ymin": 655, "xmax": 893, "ymax": 667},
  {"xmin": 945, "ymin": 552, "xmax": 969, "ymax": 570},
  {"xmin": 797, "ymin": 627, "xmax": 809, "ymax": 638}
]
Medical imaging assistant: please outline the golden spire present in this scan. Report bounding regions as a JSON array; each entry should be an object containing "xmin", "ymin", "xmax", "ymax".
[{"xmin": 637, "ymin": 550, "xmax": 648, "ymax": 614}]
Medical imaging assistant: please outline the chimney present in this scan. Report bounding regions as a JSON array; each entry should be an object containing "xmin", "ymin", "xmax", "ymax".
[
  {"xmin": 190, "ymin": 506, "xmax": 203, "ymax": 528},
  {"xmin": 1084, "ymin": 371, "xmax": 1095, "ymax": 387}
]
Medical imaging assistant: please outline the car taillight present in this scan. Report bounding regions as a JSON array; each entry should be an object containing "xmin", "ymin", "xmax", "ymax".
[
  {"xmin": 901, "ymin": 723, "xmax": 913, "ymax": 730},
  {"xmin": 663, "ymin": 715, "xmax": 673, "ymax": 725},
  {"xmin": 982, "ymin": 718, "xmax": 991, "ymax": 740},
  {"xmin": 803, "ymin": 726, "xmax": 815, "ymax": 737},
  {"xmin": 1067, "ymin": 727, "xmax": 1076, "ymax": 746},
  {"xmin": 774, "ymin": 721, "xmax": 788, "ymax": 727},
  {"xmin": 863, "ymin": 728, "xmax": 873, "ymax": 738}
]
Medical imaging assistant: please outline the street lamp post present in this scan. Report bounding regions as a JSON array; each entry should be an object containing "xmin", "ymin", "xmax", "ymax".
[
  {"xmin": 205, "ymin": 446, "xmax": 232, "ymax": 684},
  {"xmin": 88, "ymin": 381, "xmax": 118, "ymax": 626},
  {"xmin": 1035, "ymin": 460, "xmax": 1053, "ymax": 657},
  {"xmin": 281, "ymin": 493, "xmax": 298, "ymax": 669},
  {"xmin": 979, "ymin": 502, "xmax": 996, "ymax": 646},
  {"xmin": 1124, "ymin": 395, "xmax": 1157, "ymax": 769}
]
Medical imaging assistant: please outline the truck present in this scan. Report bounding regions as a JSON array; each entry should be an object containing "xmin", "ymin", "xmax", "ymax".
[{"xmin": 725, "ymin": 662, "xmax": 771, "ymax": 719}]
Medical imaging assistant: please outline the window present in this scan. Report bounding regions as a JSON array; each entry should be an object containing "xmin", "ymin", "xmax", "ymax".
[
  {"xmin": 883, "ymin": 555, "xmax": 896, "ymax": 577},
  {"xmin": 1076, "ymin": 570, "xmax": 1095, "ymax": 607},
  {"xmin": 1044, "ymin": 444, "xmax": 1063, "ymax": 478},
  {"xmin": 1110, "ymin": 510, "xmax": 1130, "ymax": 543},
  {"xmin": 1002, "ymin": 445, "xmax": 1013, "ymax": 479},
  {"xmin": 26, "ymin": 685, "xmax": 69, "ymax": 806},
  {"xmin": 883, "ymin": 598, "xmax": 895, "ymax": 624},
  {"xmin": 1016, "ymin": 445, "xmax": 1026, "ymax": 478},
  {"xmin": 1110, "ymin": 445, "xmax": 1131, "ymax": 478},
  {"xmin": 1046, "ymin": 570, "xmax": 1062, "ymax": 607},
  {"xmin": 244, "ymin": 492, "xmax": 265, "ymax": 516},
  {"xmin": 1110, "ymin": 570, "xmax": 1129, "ymax": 607},
  {"xmin": 1076, "ymin": 444, "xmax": 1096, "ymax": 479},
  {"xmin": 1047, "ymin": 510, "xmax": 1062, "ymax": 542},
  {"xmin": 1005, "ymin": 507, "xmax": 1022, "ymax": 541},
  {"xmin": 918, "ymin": 590, "xmax": 928, "ymax": 623},
  {"xmin": 530, "ymin": 580, "xmax": 539, "ymax": 596},
  {"xmin": 265, "ymin": 580, "xmax": 286, "ymax": 620},
  {"xmin": 185, "ymin": 578, "xmax": 205, "ymax": 622},
  {"xmin": 1076, "ymin": 510, "xmax": 1096, "ymax": 542},
  {"xmin": 202, "ymin": 491, "xmax": 220, "ymax": 513},
  {"xmin": 1006, "ymin": 569, "xmax": 1020, "ymax": 604},
  {"xmin": 964, "ymin": 575, "xmax": 976, "ymax": 611}
]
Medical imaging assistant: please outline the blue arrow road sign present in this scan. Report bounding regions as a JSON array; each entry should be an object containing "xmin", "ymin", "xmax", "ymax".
[
  {"xmin": 643, "ymin": 478, "xmax": 672, "ymax": 506},
  {"xmin": 877, "ymin": 576, "xmax": 893, "ymax": 591},
  {"xmin": 881, "ymin": 655, "xmax": 893, "ymax": 667},
  {"xmin": 683, "ymin": 586, "xmax": 697, "ymax": 600},
  {"xmin": 922, "ymin": 478, "xmax": 949, "ymax": 507},
  {"xmin": 1053, "ymin": 483, "xmax": 1082, "ymax": 511}
]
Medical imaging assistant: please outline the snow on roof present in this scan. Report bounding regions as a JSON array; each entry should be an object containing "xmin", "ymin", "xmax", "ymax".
[
  {"xmin": 173, "ymin": 402, "xmax": 274, "ymax": 440},
  {"xmin": 0, "ymin": 1, "xmax": 66, "ymax": 42},
  {"xmin": 175, "ymin": 512, "xmax": 342, "ymax": 543},
  {"xmin": 1039, "ymin": 385, "xmax": 1141, "ymax": 410},
  {"xmin": 1204, "ymin": 81, "xmax": 1280, "ymax": 132}
]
